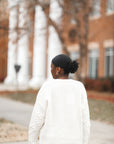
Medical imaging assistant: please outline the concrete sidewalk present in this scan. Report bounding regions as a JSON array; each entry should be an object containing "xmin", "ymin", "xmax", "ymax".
[
  {"xmin": 0, "ymin": 97, "xmax": 33, "ymax": 127},
  {"xmin": 0, "ymin": 97, "xmax": 114, "ymax": 144}
]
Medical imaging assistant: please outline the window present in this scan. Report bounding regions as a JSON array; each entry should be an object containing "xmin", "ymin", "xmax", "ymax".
[
  {"xmin": 88, "ymin": 49, "xmax": 99, "ymax": 78},
  {"xmin": 90, "ymin": 0, "xmax": 101, "ymax": 17},
  {"xmin": 70, "ymin": 51, "xmax": 80, "ymax": 61},
  {"xmin": 107, "ymin": 0, "xmax": 114, "ymax": 13},
  {"xmin": 105, "ymin": 47, "xmax": 113, "ymax": 77},
  {"xmin": 69, "ymin": 51, "xmax": 80, "ymax": 79}
]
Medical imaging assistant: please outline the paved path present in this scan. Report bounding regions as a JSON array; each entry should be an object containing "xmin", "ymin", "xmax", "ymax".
[
  {"xmin": 0, "ymin": 97, "xmax": 114, "ymax": 144},
  {"xmin": 0, "ymin": 97, "xmax": 33, "ymax": 127}
]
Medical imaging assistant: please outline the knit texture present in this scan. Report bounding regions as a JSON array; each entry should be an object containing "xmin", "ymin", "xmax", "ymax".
[{"xmin": 29, "ymin": 79, "xmax": 91, "ymax": 144}]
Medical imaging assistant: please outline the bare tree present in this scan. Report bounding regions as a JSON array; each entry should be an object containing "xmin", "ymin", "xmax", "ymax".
[
  {"xmin": 62, "ymin": 0, "xmax": 91, "ymax": 80},
  {"xmin": 36, "ymin": 0, "xmax": 92, "ymax": 80}
]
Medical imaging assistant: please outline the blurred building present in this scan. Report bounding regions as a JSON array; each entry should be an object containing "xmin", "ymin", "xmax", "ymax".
[
  {"xmin": 88, "ymin": 0, "xmax": 114, "ymax": 79},
  {"xmin": 0, "ymin": 0, "xmax": 114, "ymax": 88},
  {"xmin": 65, "ymin": 0, "xmax": 114, "ymax": 79}
]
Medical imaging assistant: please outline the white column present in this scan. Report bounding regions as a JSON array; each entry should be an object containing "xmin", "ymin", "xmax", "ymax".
[
  {"xmin": 17, "ymin": 1, "xmax": 29, "ymax": 85},
  {"xmin": 4, "ymin": 0, "xmax": 18, "ymax": 85},
  {"xmin": 47, "ymin": 0, "xmax": 63, "ymax": 78},
  {"xmin": 29, "ymin": 5, "xmax": 47, "ymax": 88}
]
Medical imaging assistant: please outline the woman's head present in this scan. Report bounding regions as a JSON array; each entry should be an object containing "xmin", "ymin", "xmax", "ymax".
[{"xmin": 51, "ymin": 54, "xmax": 79, "ymax": 79}]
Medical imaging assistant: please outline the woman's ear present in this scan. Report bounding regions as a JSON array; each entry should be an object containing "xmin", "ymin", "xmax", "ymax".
[
  {"xmin": 56, "ymin": 67, "xmax": 64, "ymax": 75},
  {"xmin": 56, "ymin": 67, "xmax": 61, "ymax": 73}
]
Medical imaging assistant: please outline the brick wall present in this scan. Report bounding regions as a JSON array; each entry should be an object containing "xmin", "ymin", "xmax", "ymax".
[
  {"xmin": 0, "ymin": 0, "xmax": 8, "ymax": 82},
  {"xmin": 63, "ymin": 0, "xmax": 114, "ymax": 78},
  {"xmin": 88, "ymin": 0, "xmax": 114, "ymax": 77}
]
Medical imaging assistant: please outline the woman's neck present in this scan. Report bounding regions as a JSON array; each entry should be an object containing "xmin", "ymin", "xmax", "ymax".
[{"xmin": 57, "ymin": 75, "xmax": 68, "ymax": 79}]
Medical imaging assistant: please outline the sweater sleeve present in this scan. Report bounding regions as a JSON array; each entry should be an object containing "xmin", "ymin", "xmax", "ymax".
[
  {"xmin": 28, "ymin": 82, "xmax": 48, "ymax": 144},
  {"xmin": 81, "ymin": 83, "xmax": 91, "ymax": 144}
]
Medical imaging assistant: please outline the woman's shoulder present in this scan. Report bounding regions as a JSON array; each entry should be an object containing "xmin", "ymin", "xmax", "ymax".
[
  {"xmin": 42, "ymin": 79, "xmax": 85, "ymax": 88},
  {"xmin": 70, "ymin": 79, "xmax": 84, "ymax": 85},
  {"xmin": 41, "ymin": 79, "xmax": 54, "ymax": 88}
]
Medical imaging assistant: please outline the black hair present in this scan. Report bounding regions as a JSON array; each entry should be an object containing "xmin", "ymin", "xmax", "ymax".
[{"xmin": 52, "ymin": 54, "xmax": 79, "ymax": 74}]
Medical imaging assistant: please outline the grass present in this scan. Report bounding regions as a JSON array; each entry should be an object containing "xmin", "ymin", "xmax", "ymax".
[
  {"xmin": 1, "ymin": 92, "xmax": 37, "ymax": 105},
  {"xmin": 0, "ymin": 92, "xmax": 114, "ymax": 124},
  {"xmin": 0, "ymin": 118, "xmax": 13, "ymax": 123},
  {"xmin": 88, "ymin": 99, "xmax": 114, "ymax": 124}
]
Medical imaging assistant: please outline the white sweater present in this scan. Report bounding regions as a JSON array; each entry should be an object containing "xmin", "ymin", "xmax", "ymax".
[{"xmin": 29, "ymin": 79, "xmax": 90, "ymax": 144}]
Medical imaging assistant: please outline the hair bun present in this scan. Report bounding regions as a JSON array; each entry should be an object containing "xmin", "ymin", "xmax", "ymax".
[{"xmin": 68, "ymin": 60, "xmax": 79, "ymax": 73}]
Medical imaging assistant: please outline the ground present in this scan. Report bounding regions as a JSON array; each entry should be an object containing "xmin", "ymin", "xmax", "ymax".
[
  {"xmin": 87, "ymin": 90, "xmax": 114, "ymax": 103},
  {"xmin": 0, "ymin": 118, "xmax": 28, "ymax": 143},
  {"xmin": 0, "ymin": 90, "xmax": 114, "ymax": 143},
  {"xmin": 88, "ymin": 99, "xmax": 114, "ymax": 124}
]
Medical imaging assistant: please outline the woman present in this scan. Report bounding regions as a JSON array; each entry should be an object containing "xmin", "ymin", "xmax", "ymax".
[{"xmin": 29, "ymin": 54, "xmax": 90, "ymax": 144}]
